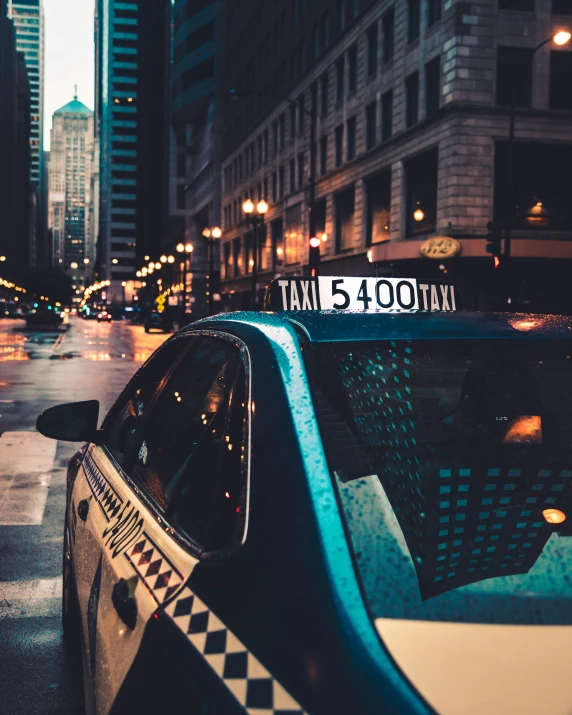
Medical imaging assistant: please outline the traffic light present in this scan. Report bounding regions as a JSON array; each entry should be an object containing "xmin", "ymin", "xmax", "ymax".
[
  {"xmin": 309, "ymin": 235, "xmax": 321, "ymax": 273},
  {"xmin": 486, "ymin": 221, "xmax": 502, "ymax": 259}
]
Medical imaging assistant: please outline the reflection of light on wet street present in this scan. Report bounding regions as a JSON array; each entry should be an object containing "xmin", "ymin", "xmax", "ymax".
[
  {"xmin": 0, "ymin": 331, "xmax": 29, "ymax": 361},
  {"xmin": 0, "ymin": 318, "xmax": 169, "ymax": 364}
]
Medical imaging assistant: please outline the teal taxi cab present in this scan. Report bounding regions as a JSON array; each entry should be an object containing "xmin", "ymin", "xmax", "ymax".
[{"xmin": 36, "ymin": 276, "xmax": 572, "ymax": 715}]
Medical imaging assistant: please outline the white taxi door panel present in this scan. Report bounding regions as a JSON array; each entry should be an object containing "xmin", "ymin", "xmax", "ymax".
[{"xmin": 78, "ymin": 445, "xmax": 198, "ymax": 715}]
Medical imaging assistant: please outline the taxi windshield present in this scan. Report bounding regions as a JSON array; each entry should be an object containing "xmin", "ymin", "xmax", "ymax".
[{"xmin": 304, "ymin": 338, "xmax": 572, "ymax": 625}]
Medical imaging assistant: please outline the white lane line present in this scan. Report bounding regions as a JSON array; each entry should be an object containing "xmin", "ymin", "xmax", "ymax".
[
  {"xmin": 0, "ymin": 431, "xmax": 58, "ymax": 525},
  {"xmin": 0, "ymin": 578, "xmax": 62, "ymax": 619}
]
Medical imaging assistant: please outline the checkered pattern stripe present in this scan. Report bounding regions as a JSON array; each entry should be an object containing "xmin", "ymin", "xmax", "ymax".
[
  {"xmin": 165, "ymin": 586, "xmax": 306, "ymax": 715},
  {"xmin": 83, "ymin": 451, "xmax": 123, "ymax": 522},
  {"xmin": 125, "ymin": 534, "xmax": 184, "ymax": 605}
]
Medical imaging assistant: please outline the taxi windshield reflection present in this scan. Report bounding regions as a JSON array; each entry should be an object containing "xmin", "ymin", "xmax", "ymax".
[{"xmin": 305, "ymin": 339, "xmax": 572, "ymax": 624}]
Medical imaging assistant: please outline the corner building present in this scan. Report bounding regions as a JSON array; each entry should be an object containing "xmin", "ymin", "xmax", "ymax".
[{"xmin": 220, "ymin": 0, "xmax": 572, "ymax": 312}]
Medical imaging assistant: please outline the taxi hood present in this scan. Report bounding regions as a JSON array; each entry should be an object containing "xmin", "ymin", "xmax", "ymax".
[{"xmin": 376, "ymin": 618, "xmax": 572, "ymax": 715}]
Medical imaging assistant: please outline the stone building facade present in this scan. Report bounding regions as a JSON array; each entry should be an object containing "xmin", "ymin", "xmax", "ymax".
[{"xmin": 219, "ymin": 0, "xmax": 572, "ymax": 313}]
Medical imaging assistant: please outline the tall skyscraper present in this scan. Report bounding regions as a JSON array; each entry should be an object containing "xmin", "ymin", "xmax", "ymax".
[
  {"xmin": 7, "ymin": 0, "xmax": 44, "ymax": 188},
  {"xmin": 47, "ymin": 95, "xmax": 94, "ymax": 286},
  {"xmin": 95, "ymin": 0, "xmax": 170, "ymax": 299}
]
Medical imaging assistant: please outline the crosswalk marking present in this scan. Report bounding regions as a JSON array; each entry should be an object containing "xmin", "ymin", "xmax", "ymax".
[
  {"xmin": 0, "ymin": 577, "xmax": 62, "ymax": 619},
  {"xmin": 0, "ymin": 431, "xmax": 58, "ymax": 525}
]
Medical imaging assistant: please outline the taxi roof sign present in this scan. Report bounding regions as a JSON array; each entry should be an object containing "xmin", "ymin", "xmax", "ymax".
[{"xmin": 264, "ymin": 276, "xmax": 461, "ymax": 312}]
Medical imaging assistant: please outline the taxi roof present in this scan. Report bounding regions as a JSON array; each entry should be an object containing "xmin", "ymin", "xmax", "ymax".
[{"xmin": 194, "ymin": 311, "xmax": 572, "ymax": 344}]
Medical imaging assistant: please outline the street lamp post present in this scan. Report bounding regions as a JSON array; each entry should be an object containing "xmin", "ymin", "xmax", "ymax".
[
  {"xmin": 242, "ymin": 199, "xmax": 268, "ymax": 309},
  {"xmin": 202, "ymin": 226, "xmax": 222, "ymax": 316},
  {"xmin": 121, "ymin": 281, "xmax": 126, "ymax": 312},
  {"xmin": 504, "ymin": 30, "xmax": 571, "ymax": 258},
  {"xmin": 176, "ymin": 242, "xmax": 193, "ymax": 324}
]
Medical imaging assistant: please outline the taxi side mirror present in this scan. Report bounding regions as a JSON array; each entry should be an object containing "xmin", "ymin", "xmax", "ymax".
[{"xmin": 36, "ymin": 400, "xmax": 101, "ymax": 443}]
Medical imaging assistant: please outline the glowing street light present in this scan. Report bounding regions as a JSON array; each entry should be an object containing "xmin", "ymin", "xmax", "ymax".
[
  {"xmin": 553, "ymin": 30, "xmax": 571, "ymax": 46},
  {"xmin": 167, "ymin": 255, "xmax": 175, "ymax": 263},
  {"xmin": 176, "ymin": 243, "xmax": 184, "ymax": 253},
  {"xmin": 242, "ymin": 198, "xmax": 254, "ymax": 214},
  {"xmin": 160, "ymin": 255, "xmax": 167, "ymax": 263},
  {"xmin": 211, "ymin": 226, "xmax": 222, "ymax": 239}
]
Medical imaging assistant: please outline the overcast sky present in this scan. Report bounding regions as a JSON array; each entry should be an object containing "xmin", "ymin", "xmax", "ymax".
[{"xmin": 44, "ymin": 0, "xmax": 95, "ymax": 150}]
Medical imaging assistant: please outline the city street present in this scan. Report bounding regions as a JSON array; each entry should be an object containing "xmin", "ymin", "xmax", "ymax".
[{"xmin": 0, "ymin": 317, "xmax": 167, "ymax": 715}]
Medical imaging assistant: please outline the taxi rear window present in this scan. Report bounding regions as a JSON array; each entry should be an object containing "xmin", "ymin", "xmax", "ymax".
[{"xmin": 304, "ymin": 339, "xmax": 572, "ymax": 625}]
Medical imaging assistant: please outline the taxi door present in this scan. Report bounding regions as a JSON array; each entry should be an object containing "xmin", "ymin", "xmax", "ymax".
[
  {"xmin": 77, "ymin": 445, "xmax": 198, "ymax": 715},
  {"xmin": 73, "ymin": 334, "xmax": 246, "ymax": 714},
  {"xmin": 70, "ymin": 336, "xmax": 199, "ymax": 715}
]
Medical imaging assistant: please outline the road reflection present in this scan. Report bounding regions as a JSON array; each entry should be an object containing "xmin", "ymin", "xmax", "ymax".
[
  {"xmin": 0, "ymin": 330, "xmax": 29, "ymax": 361},
  {"xmin": 0, "ymin": 319, "xmax": 169, "ymax": 362}
]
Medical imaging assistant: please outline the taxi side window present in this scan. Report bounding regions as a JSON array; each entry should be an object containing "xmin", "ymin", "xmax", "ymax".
[
  {"xmin": 129, "ymin": 337, "xmax": 247, "ymax": 552},
  {"xmin": 103, "ymin": 339, "xmax": 192, "ymax": 465}
]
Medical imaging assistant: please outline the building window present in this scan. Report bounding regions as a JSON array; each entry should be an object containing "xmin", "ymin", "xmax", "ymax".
[
  {"xmin": 320, "ymin": 136, "xmax": 328, "ymax": 176},
  {"xmin": 290, "ymin": 159, "xmax": 296, "ymax": 193},
  {"xmin": 425, "ymin": 56, "xmax": 441, "ymax": 117},
  {"xmin": 272, "ymin": 172, "xmax": 278, "ymax": 203},
  {"xmin": 347, "ymin": 0, "xmax": 358, "ymax": 22},
  {"xmin": 263, "ymin": 129, "xmax": 269, "ymax": 162},
  {"xmin": 365, "ymin": 172, "xmax": 391, "ymax": 245},
  {"xmin": 494, "ymin": 142, "xmax": 572, "ymax": 230},
  {"xmin": 367, "ymin": 23, "xmax": 378, "ymax": 77},
  {"xmin": 336, "ymin": 0, "xmax": 346, "ymax": 32},
  {"xmin": 298, "ymin": 38, "xmax": 306, "ymax": 76},
  {"xmin": 496, "ymin": 47, "xmax": 533, "ymax": 107},
  {"xmin": 499, "ymin": 0, "xmax": 534, "ymax": 10},
  {"xmin": 272, "ymin": 121, "xmax": 278, "ymax": 158},
  {"xmin": 335, "ymin": 187, "xmax": 355, "ymax": 251},
  {"xmin": 320, "ymin": 11, "xmax": 330, "ymax": 51},
  {"xmin": 311, "ymin": 81, "xmax": 318, "ymax": 117},
  {"xmin": 335, "ymin": 124, "xmax": 344, "ymax": 167},
  {"xmin": 405, "ymin": 72, "xmax": 419, "ymax": 127},
  {"xmin": 279, "ymin": 166, "xmax": 285, "ymax": 198},
  {"xmin": 405, "ymin": 148, "xmax": 438, "ymax": 237},
  {"xmin": 290, "ymin": 103, "xmax": 296, "ymax": 138},
  {"xmin": 382, "ymin": 8, "xmax": 395, "ymax": 64},
  {"xmin": 408, "ymin": 0, "xmax": 420, "ymax": 43},
  {"xmin": 381, "ymin": 90, "xmax": 393, "ymax": 141},
  {"xmin": 312, "ymin": 23, "xmax": 319, "ymax": 60},
  {"xmin": 336, "ymin": 56, "xmax": 345, "ymax": 102},
  {"xmin": 298, "ymin": 93, "xmax": 305, "ymax": 134},
  {"xmin": 553, "ymin": 0, "xmax": 572, "ymax": 13},
  {"xmin": 549, "ymin": 51, "xmax": 572, "ymax": 109},
  {"xmin": 346, "ymin": 117, "xmax": 357, "ymax": 160},
  {"xmin": 365, "ymin": 101, "xmax": 377, "ymax": 150},
  {"xmin": 297, "ymin": 152, "xmax": 305, "ymax": 189},
  {"xmin": 320, "ymin": 71, "xmax": 329, "ymax": 115},
  {"xmin": 279, "ymin": 113, "xmax": 286, "ymax": 149},
  {"xmin": 428, "ymin": 0, "xmax": 442, "ymax": 26},
  {"xmin": 348, "ymin": 44, "xmax": 358, "ymax": 92}
]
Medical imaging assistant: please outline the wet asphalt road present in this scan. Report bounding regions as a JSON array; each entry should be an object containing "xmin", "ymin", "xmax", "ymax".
[{"xmin": 0, "ymin": 317, "xmax": 168, "ymax": 715}]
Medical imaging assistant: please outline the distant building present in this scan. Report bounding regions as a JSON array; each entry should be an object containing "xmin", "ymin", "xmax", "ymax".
[
  {"xmin": 47, "ymin": 96, "xmax": 94, "ymax": 287},
  {"xmin": 7, "ymin": 0, "xmax": 45, "ymax": 265},
  {"xmin": 169, "ymin": 0, "xmax": 224, "ymax": 320},
  {"xmin": 219, "ymin": 0, "xmax": 572, "ymax": 313},
  {"xmin": 0, "ymin": 0, "xmax": 34, "ymax": 276},
  {"xmin": 95, "ymin": 0, "xmax": 171, "ymax": 302}
]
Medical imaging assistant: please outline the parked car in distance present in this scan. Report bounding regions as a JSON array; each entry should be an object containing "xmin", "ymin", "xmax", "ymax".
[
  {"xmin": 97, "ymin": 311, "xmax": 112, "ymax": 323},
  {"xmin": 25, "ymin": 308, "xmax": 63, "ymax": 329},
  {"xmin": 144, "ymin": 311, "xmax": 170, "ymax": 333}
]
